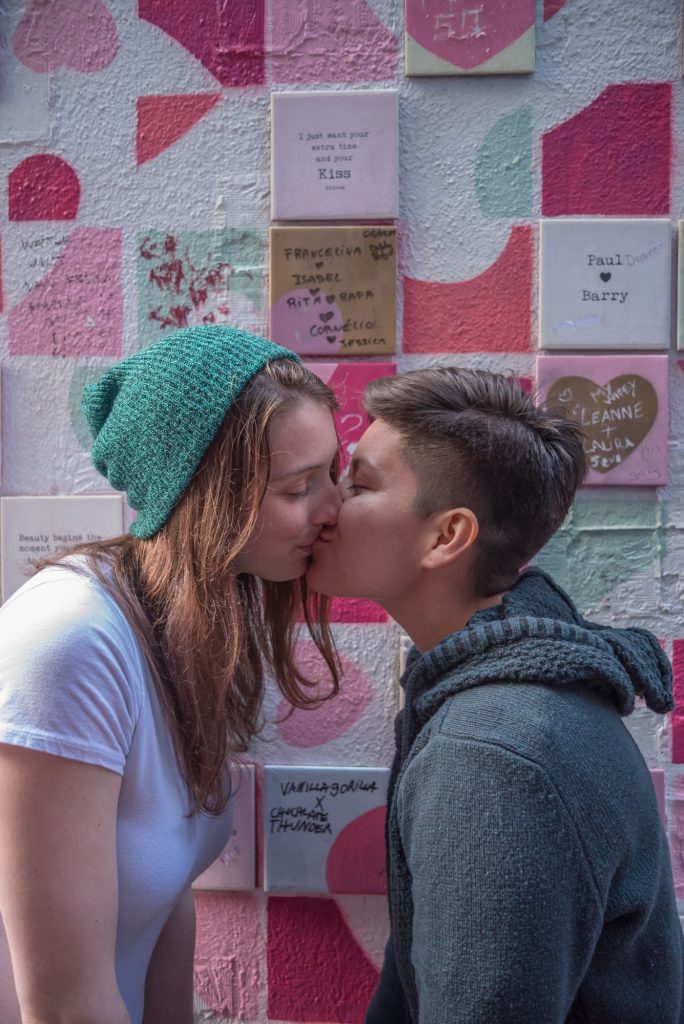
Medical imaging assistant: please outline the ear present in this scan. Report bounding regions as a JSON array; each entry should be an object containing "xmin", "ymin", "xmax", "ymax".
[{"xmin": 420, "ymin": 508, "xmax": 479, "ymax": 570}]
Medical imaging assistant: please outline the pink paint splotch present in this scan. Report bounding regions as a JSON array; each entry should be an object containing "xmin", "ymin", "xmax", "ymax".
[
  {"xmin": 9, "ymin": 228, "xmax": 122, "ymax": 357},
  {"xmin": 404, "ymin": 225, "xmax": 533, "ymax": 353},
  {"xmin": 542, "ymin": 84, "xmax": 671, "ymax": 216},
  {"xmin": 267, "ymin": 896, "xmax": 379, "ymax": 1022},
  {"xmin": 136, "ymin": 93, "xmax": 221, "ymax": 165},
  {"xmin": 194, "ymin": 891, "xmax": 262, "ymax": 1021},
  {"xmin": 139, "ymin": 0, "xmax": 265, "ymax": 87},
  {"xmin": 9, "ymin": 155, "xmax": 80, "ymax": 221},
  {"xmin": 14, "ymin": 0, "xmax": 118, "ymax": 72},
  {"xmin": 276, "ymin": 642, "xmax": 371, "ymax": 749},
  {"xmin": 327, "ymin": 805, "xmax": 387, "ymax": 894},
  {"xmin": 270, "ymin": 0, "xmax": 396, "ymax": 84}
]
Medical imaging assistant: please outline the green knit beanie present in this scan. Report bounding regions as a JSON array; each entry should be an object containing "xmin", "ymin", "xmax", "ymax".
[{"xmin": 82, "ymin": 325, "xmax": 301, "ymax": 539}]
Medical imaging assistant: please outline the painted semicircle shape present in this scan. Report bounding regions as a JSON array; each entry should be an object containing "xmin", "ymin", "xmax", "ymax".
[
  {"xmin": 326, "ymin": 805, "xmax": 387, "ymax": 895},
  {"xmin": 403, "ymin": 225, "xmax": 533, "ymax": 353},
  {"xmin": 276, "ymin": 642, "xmax": 371, "ymax": 748},
  {"xmin": 9, "ymin": 155, "xmax": 80, "ymax": 221}
]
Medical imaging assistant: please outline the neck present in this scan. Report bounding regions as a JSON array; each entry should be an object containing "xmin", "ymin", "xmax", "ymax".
[{"xmin": 385, "ymin": 576, "xmax": 505, "ymax": 654}]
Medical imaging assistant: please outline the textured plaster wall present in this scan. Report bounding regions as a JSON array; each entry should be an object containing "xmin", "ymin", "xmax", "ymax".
[{"xmin": 2, "ymin": 1, "xmax": 684, "ymax": 1022}]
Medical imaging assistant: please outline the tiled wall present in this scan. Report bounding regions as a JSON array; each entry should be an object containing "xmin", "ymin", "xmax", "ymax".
[{"xmin": 2, "ymin": 1, "xmax": 684, "ymax": 1022}]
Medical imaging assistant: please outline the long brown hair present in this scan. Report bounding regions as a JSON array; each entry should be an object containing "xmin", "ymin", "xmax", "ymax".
[{"xmin": 37, "ymin": 359, "xmax": 340, "ymax": 815}]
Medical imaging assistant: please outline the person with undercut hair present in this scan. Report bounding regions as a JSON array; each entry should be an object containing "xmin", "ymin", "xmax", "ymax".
[{"xmin": 308, "ymin": 367, "xmax": 683, "ymax": 1024}]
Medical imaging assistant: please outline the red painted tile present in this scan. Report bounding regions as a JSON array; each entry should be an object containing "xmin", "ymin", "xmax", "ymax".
[
  {"xmin": 542, "ymin": 84, "xmax": 671, "ymax": 216},
  {"xmin": 268, "ymin": 896, "xmax": 379, "ymax": 1022},
  {"xmin": 403, "ymin": 226, "xmax": 533, "ymax": 353}
]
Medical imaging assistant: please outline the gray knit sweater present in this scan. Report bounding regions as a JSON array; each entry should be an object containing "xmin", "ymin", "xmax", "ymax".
[{"xmin": 366, "ymin": 569, "xmax": 683, "ymax": 1024}]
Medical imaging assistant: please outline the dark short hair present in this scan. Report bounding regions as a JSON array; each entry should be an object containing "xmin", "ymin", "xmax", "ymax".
[{"xmin": 363, "ymin": 367, "xmax": 586, "ymax": 596}]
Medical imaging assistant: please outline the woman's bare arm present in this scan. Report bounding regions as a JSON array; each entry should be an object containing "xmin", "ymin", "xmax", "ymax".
[{"xmin": 0, "ymin": 744, "xmax": 131, "ymax": 1024}]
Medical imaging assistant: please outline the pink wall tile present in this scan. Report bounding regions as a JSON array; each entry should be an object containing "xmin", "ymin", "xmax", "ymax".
[{"xmin": 267, "ymin": 896, "xmax": 379, "ymax": 1022}]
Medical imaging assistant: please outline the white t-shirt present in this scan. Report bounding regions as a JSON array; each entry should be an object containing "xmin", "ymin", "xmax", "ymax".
[{"xmin": 0, "ymin": 561, "xmax": 234, "ymax": 1024}]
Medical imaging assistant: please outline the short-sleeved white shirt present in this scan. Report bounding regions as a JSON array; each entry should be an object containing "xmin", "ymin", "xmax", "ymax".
[{"xmin": 0, "ymin": 561, "xmax": 234, "ymax": 1024}]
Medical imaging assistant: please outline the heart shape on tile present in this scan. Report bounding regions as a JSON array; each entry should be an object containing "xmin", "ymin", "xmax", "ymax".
[
  {"xmin": 407, "ymin": 0, "xmax": 533, "ymax": 70},
  {"xmin": 546, "ymin": 374, "xmax": 657, "ymax": 473},
  {"xmin": 600, "ymin": 271, "xmax": 611, "ymax": 282},
  {"xmin": 13, "ymin": 0, "xmax": 119, "ymax": 73}
]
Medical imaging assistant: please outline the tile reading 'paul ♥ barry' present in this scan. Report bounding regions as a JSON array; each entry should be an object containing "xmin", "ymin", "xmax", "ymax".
[
  {"xmin": 270, "ymin": 91, "xmax": 398, "ymax": 221},
  {"xmin": 270, "ymin": 226, "xmax": 396, "ymax": 357},
  {"xmin": 405, "ymin": 0, "xmax": 535, "ymax": 77},
  {"xmin": 263, "ymin": 766, "xmax": 388, "ymax": 895},
  {"xmin": 539, "ymin": 219, "xmax": 671, "ymax": 350},
  {"xmin": 536, "ymin": 355, "xmax": 668, "ymax": 486}
]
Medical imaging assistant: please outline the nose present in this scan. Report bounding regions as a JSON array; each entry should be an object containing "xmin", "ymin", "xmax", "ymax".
[{"xmin": 314, "ymin": 476, "xmax": 341, "ymax": 525}]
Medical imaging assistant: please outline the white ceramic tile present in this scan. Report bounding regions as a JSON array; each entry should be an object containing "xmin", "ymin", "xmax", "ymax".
[
  {"xmin": 263, "ymin": 765, "xmax": 389, "ymax": 894},
  {"xmin": 271, "ymin": 91, "xmax": 399, "ymax": 221},
  {"xmin": 1, "ymin": 495, "xmax": 123, "ymax": 599},
  {"xmin": 192, "ymin": 765, "xmax": 256, "ymax": 891},
  {"xmin": 539, "ymin": 219, "xmax": 671, "ymax": 350}
]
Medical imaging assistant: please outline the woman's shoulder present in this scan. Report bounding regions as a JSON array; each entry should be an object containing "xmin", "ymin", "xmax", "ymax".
[
  {"xmin": 0, "ymin": 557, "xmax": 147, "ymax": 773},
  {"xmin": 1, "ymin": 557, "xmax": 135, "ymax": 648}
]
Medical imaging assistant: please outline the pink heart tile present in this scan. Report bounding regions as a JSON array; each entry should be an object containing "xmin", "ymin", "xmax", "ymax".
[
  {"xmin": 13, "ymin": 0, "xmax": 119, "ymax": 73},
  {"xmin": 407, "ymin": 0, "xmax": 533, "ymax": 71}
]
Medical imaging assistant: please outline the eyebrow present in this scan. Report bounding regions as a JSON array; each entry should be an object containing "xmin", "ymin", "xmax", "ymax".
[{"xmin": 270, "ymin": 461, "xmax": 329, "ymax": 483}]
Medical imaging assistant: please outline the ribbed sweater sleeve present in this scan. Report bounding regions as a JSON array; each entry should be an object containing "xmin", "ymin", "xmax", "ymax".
[{"xmin": 395, "ymin": 735, "xmax": 602, "ymax": 1024}]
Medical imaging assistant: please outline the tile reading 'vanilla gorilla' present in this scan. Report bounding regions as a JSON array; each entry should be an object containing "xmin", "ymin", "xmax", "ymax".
[
  {"xmin": 263, "ymin": 766, "xmax": 388, "ymax": 894},
  {"xmin": 536, "ymin": 355, "xmax": 668, "ymax": 486},
  {"xmin": 539, "ymin": 219, "xmax": 671, "ymax": 350}
]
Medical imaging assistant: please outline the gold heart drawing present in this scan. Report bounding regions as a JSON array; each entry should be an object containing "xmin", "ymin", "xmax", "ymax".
[{"xmin": 546, "ymin": 375, "xmax": 658, "ymax": 474}]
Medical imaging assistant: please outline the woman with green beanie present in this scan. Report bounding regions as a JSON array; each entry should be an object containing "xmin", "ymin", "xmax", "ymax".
[{"xmin": 0, "ymin": 325, "xmax": 342, "ymax": 1024}]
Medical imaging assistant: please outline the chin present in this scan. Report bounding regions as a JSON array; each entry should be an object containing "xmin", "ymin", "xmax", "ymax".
[
  {"xmin": 306, "ymin": 568, "xmax": 348, "ymax": 598},
  {"xmin": 305, "ymin": 566, "xmax": 331, "ymax": 594}
]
